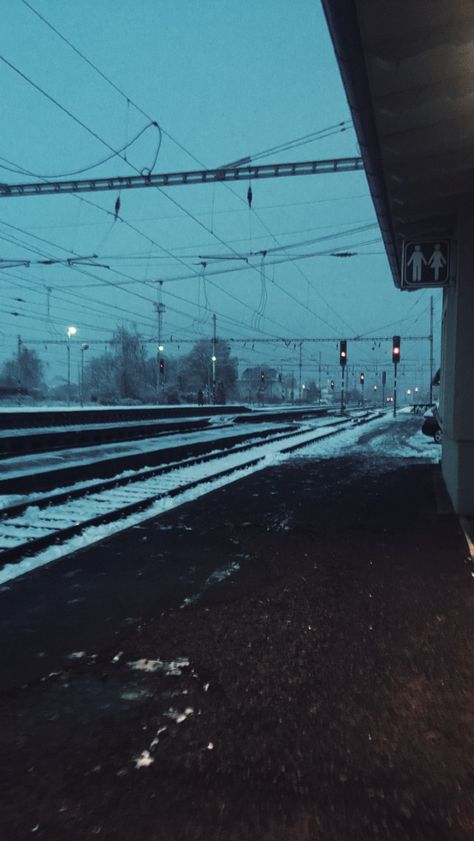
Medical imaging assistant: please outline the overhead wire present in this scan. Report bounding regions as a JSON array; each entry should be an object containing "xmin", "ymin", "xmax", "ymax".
[
  {"xmin": 220, "ymin": 121, "xmax": 352, "ymax": 168},
  {"xmin": 0, "ymin": 122, "xmax": 161, "ymax": 180},
  {"xmin": 14, "ymin": 0, "xmax": 403, "ymax": 363},
  {"xmin": 0, "ymin": 210, "xmax": 298, "ymax": 344},
  {"xmin": 17, "ymin": 1, "xmax": 361, "ymax": 338},
  {"xmin": 63, "ymin": 238, "xmax": 382, "ymax": 290},
  {"xmin": 0, "ymin": 152, "xmax": 305, "ymax": 341}
]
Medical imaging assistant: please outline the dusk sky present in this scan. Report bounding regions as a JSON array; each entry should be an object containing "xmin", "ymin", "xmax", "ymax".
[{"xmin": 0, "ymin": 0, "xmax": 440, "ymax": 392}]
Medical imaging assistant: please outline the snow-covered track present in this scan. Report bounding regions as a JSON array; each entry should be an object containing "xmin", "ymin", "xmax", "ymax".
[{"xmin": 0, "ymin": 413, "xmax": 380, "ymax": 572}]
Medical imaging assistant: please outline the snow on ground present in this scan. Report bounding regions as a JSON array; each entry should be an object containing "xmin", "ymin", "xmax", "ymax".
[
  {"xmin": 295, "ymin": 412, "xmax": 440, "ymax": 463},
  {"xmin": 0, "ymin": 419, "xmax": 318, "ymax": 482},
  {"xmin": 181, "ymin": 562, "xmax": 241, "ymax": 607},
  {"xmin": 128, "ymin": 658, "xmax": 189, "ymax": 676},
  {"xmin": 0, "ymin": 414, "xmax": 435, "ymax": 586}
]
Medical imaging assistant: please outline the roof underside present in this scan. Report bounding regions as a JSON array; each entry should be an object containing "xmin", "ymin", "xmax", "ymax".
[{"xmin": 322, "ymin": 0, "xmax": 474, "ymax": 286}]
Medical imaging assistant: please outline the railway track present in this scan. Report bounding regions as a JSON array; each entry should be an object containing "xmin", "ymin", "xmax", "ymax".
[{"xmin": 0, "ymin": 411, "xmax": 381, "ymax": 576}]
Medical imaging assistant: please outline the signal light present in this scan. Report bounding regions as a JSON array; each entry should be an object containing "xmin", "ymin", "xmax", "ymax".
[
  {"xmin": 392, "ymin": 335, "xmax": 401, "ymax": 364},
  {"xmin": 159, "ymin": 358, "xmax": 165, "ymax": 373},
  {"xmin": 360, "ymin": 372, "xmax": 365, "ymax": 385},
  {"xmin": 260, "ymin": 370, "xmax": 265, "ymax": 382},
  {"xmin": 330, "ymin": 379, "xmax": 335, "ymax": 390},
  {"xmin": 339, "ymin": 340, "xmax": 347, "ymax": 367}
]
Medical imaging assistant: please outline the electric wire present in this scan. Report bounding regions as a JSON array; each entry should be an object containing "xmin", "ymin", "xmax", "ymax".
[
  {"xmin": 16, "ymin": 2, "xmax": 363, "ymax": 337},
  {"xmin": 0, "ymin": 122, "xmax": 161, "ymax": 179}
]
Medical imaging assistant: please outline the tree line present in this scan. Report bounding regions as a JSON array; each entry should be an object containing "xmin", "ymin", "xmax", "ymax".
[
  {"xmin": 0, "ymin": 327, "xmax": 239, "ymax": 405},
  {"xmin": 0, "ymin": 326, "xmax": 335, "ymax": 405}
]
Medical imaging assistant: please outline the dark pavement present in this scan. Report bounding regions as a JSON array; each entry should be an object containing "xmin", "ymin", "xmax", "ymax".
[{"xmin": 0, "ymin": 414, "xmax": 472, "ymax": 840}]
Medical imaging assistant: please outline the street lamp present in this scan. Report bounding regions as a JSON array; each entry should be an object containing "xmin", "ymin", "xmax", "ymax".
[
  {"xmin": 211, "ymin": 354, "xmax": 217, "ymax": 403},
  {"xmin": 80, "ymin": 343, "xmax": 89, "ymax": 406},
  {"xmin": 66, "ymin": 326, "xmax": 77, "ymax": 405}
]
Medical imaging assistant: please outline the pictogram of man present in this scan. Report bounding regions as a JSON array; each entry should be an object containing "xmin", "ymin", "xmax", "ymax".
[{"xmin": 407, "ymin": 245, "xmax": 427, "ymax": 282}]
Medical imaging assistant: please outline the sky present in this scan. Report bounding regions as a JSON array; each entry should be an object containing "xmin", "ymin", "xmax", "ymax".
[{"xmin": 0, "ymin": 0, "xmax": 441, "ymax": 394}]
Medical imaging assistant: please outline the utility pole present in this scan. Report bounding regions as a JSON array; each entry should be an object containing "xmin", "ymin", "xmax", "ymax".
[
  {"xmin": 298, "ymin": 342, "xmax": 303, "ymax": 403},
  {"xmin": 155, "ymin": 285, "xmax": 165, "ymax": 403},
  {"xmin": 211, "ymin": 314, "xmax": 217, "ymax": 403},
  {"xmin": 429, "ymin": 295, "xmax": 434, "ymax": 404},
  {"xmin": 17, "ymin": 335, "xmax": 22, "ymax": 405},
  {"xmin": 80, "ymin": 343, "xmax": 89, "ymax": 406},
  {"xmin": 66, "ymin": 326, "xmax": 77, "ymax": 406},
  {"xmin": 318, "ymin": 351, "xmax": 322, "ymax": 403}
]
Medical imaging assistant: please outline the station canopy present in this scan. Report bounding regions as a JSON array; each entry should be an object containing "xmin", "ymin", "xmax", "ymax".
[{"xmin": 322, "ymin": 0, "xmax": 474, "ymax": 287}]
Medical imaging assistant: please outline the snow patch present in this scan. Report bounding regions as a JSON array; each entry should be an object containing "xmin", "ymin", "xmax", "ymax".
[
  {"xmin": 181, "ymin": 561, "xmax": 240, "ymax": 608},
  {"xmin": 134, "ymin": 750, "xmax": 154, "ymax": 769},
  {"xmin": 128, "ymin": 657, "xmax": 189, "ymax": 676},
  {"xmin": 165, "ymin": 706, "xmax": 194, "ymax": 723}
]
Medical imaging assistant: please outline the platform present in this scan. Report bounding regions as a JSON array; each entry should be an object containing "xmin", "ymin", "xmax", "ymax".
[{"xmin": 0, "ymin": 414, "xmax": 472, "ymax": 840}]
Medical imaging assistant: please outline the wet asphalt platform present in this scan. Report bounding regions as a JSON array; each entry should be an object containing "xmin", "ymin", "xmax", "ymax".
[{"xmin": 0, "ymin": 414, "xmax": 472, "ymax": 841}]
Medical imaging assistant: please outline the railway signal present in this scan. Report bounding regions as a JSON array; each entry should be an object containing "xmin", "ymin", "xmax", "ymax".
[
  {"xmin": 392, "ymin": 335, "xmax": 401, "ymax": 364},
  {"xmin": 339, "ymin": 340, "xmax": 347, "ymax": 414},
  {"xmin": 339, "ymin": 340, "xmax": 347, "ymax": 366},
  {"xmin": 392, "ymin": 336, "xmax": 400, "ymax": 417}
]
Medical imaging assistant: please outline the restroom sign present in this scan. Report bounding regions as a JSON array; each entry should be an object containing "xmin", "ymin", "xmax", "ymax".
[{"xmin": 401, "ymin": 239, "xmax": 452, "ymax": 289}]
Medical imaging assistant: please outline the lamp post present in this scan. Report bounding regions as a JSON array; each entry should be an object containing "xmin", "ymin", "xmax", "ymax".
[
  {"xmin": 80, "ymin": 343, "xmax": 89, "ymax": 406},
  {"xmin": 157, "ymin": 344, "xmax": 164, "ymax": 401},
  {"xmin": 211, "ymin": 354, "xmax": 217, "ymax": 403},
  {"xmin": 66, "ymin": 326, "xmax": 77, "ymax": 405}
]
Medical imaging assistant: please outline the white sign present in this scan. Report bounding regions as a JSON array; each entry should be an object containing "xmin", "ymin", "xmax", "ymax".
[{"xmin": 401, "ymin": 240, "xmax": 452, "ymax": 289}]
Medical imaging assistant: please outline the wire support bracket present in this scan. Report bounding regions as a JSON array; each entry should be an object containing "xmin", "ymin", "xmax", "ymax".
[{"xmin": 0, "ymin": 157, "xmax": 364, "ymax": 199}]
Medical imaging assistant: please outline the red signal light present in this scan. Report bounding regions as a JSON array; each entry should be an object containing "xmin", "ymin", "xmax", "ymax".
[
  {"xmin": 339, "ymin": 340, "xmax": 347, "ymax": 367},
  {"xmin": 392, "ymin": 336, "xmax": 401, "ymax": 364}
]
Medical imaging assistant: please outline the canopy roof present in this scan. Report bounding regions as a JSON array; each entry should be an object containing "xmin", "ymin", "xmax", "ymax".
[{"xmin": 322, "ymin": 0, "xmax": 474, "ymax": 286}]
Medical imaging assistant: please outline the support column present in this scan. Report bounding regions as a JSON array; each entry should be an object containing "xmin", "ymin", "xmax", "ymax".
[{"xmin": 439, "ymin": 211, "xmax": 474, "ymax": 516}]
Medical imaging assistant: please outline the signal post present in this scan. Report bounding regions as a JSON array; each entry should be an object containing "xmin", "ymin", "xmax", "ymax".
[
  {"xmin": 392, "ymin": 336, "xmax": 400, "ymax": 417},
  {"xmin": 339, "ymin": 340, "xmax": 347, "ymax": 414}
]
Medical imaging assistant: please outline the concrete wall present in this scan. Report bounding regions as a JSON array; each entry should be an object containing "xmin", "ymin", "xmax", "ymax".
[{"xmin": 439, "ymin": 212, "xmax": 474, "ymax": 516}]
